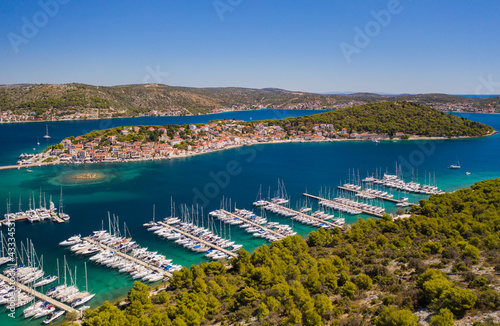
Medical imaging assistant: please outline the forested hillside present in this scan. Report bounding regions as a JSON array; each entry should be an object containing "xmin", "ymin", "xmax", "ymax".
[
  {"xmin": 81, "ymin": 178, "xmax": 500, "ymax": 326},
  {"xmin": 263, "ymin": 102, "xmax": 494, "ymax": 137}
]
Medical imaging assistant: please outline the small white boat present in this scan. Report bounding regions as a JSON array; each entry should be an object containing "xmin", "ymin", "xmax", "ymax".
[
  {"xmin": 71, "ymin": 293, "xmax": 95, "ymax": 307},
  {"xmin": 43, "ymin": 310, "xmax": 65, "ymax": 324},
  {"xmin": 43, "ymin": 125, "xmax": 51, "ymax": 139},
  {"xmin": 34, "ymin": 275, "xmax": 58, "ymax": 287}
]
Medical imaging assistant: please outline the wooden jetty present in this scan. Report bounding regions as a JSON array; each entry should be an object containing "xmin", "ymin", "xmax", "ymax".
[
  {"xmin": 303, "ymin": 193, "xmax": 384, "ymax": 218},
  {"xmin": 0, "ymin": 215, "xmax": 28, "ymax": 225},
  {"xmin": 337, "ymin": 186, "xmax": 417, "ymax": 206},
  {"xmin": 0, "ymin": 274, "xmax": 76, "ymax": 313},
  {"xmin": 157, "ymin": 222, "xmax": 237, "ymax": 258},
  {"xmin": 0, "ymin": 161, "xmax": 59, "ymax": 171},
  {"xmin": 82, "ymin": 237, "xmax": 172, "ymax": 278},
  {"xmin": 261, "ymin": 201, "xmax": 340, "ymax": 229},
  {"xmin": 0, "ymin": 213, "xmax": 65, "ymax": 226},
  {"xmin": 218, "ymin": 209, "xmax": 284, "ymax": 238},
  {"xmin": 50, "ymin": 212, "xmax": 65, "ymax": 223}
]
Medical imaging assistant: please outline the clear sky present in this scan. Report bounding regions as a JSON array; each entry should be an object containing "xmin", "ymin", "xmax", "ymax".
[{"xmin": 1, "ymin": 0, "xmax": 499, "ymax": 94}]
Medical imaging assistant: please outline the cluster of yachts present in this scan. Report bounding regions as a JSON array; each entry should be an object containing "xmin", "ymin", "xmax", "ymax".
[
  {"xmin": 60, "ymin": 231, "xmax": 180, "ymax": 283},
  {"xmin": 341, "ymin": 183, "xmax": 396, "ymax": 200},
  {"xmin": 145, "ymin": 218, "xmax": 242, "ymax": 261},
  {"xmin": 319, "ymin": 197, "xmax": 385, "ymax": 216},
  {"xmin": 1, "ymin": 279, "xmax": 68, "ymax": 324},
  {"xmin": 363, "ymin": 174, "xmax": 444, "ymax": 195},
  {"xmin": 210, "ymin": 209, "xmax": 297, "ymax": 242},
  {"xmin": 0, "ymin": 266, "xmax": 91, "ymax": 323},
  {"xmin": 2, "ymin": 191, "xmax": 69, "ymax": 225},
  {"xmin": 262, "ymin": 202, "xmax": 345, "ymax": 229}
]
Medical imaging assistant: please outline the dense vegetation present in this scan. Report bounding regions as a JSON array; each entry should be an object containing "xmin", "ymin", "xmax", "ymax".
[
  {"xmin": 262, "ymin": 102, "xmax": 494, "ymax": 137},
  {"xmin": 80, "ymin": 178, "xmax": 500, "ymax": 326},
  {"xmin": 1, "ymin": 83, "xmax": 499, "ymax": 117}
]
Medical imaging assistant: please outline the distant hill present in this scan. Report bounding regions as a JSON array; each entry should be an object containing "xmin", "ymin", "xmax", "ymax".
[{"xmin": 0, "ymin": 83, "xmax": 499, "ymax": 119}]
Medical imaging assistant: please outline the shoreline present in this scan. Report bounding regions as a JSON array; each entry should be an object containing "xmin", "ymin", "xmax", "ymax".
[
  {"xmin": 1, "ymin": 108, "xmax": 498, "ymax": 125},
  {"xmin": 1, "ymin": 131, "xmax": 496, "ymax": 171},
  {"xmin": 0, "ymin": 108, "xmax": 328, "ymax": 125}
]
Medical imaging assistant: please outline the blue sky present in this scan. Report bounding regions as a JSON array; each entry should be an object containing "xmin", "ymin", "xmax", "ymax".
[{"xmin": 1, "ymin": 0, "xmax": 499, "ymax": 94}]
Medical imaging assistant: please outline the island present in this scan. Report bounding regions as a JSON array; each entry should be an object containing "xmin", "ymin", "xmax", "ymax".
[
  {"xmin": 23, "ymin": 102, "xmax": 494, "ymax": 167},
  {"xmin": 70, "ymin": 172, "xmax": 102, "ymax": 180}
]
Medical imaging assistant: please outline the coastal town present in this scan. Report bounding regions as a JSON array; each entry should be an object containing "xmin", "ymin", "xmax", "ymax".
[{"xmin": 18, "ymin": 120, "xmax": 405, "ymax": 166}]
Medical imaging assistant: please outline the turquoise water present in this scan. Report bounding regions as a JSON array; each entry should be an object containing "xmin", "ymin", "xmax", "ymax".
[{"xmin": 1, "ymin": 110, "xmax": 500, "ymax": 324}]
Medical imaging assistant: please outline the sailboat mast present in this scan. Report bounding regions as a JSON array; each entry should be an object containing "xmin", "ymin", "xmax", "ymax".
[{"xmin": 85, "ymin": 262, "xmax": 88, "ymax": 292}]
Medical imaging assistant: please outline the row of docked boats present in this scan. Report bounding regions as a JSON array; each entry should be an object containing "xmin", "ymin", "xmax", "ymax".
[
  {"xmin": 146, "ymin": 217, "xmax": 241, "ymax": 260},
  {"xmin": 60, "ymin": 230, "xmax": 180, "ymax": 282},
  {"xmin": 363, "ymin": 173, "xmax": 444, "ymax": 195},
  {"xmin": 320, "ymin": 196, "xmax": 386, "ymax": 215},
  {"xmin": 262, "ymin": 203, "xmax": 339, "ymax": 229},
  {"xmin": 210, "ymin": 208, "xmax": 297, "ymax": 242},
  {"xmin": 0, "ymin": 279, "xmax": 33, "ymax": 308},
  {"xmin": 2, "ymin": 189, "xmax": 70, "ymax": 226}
]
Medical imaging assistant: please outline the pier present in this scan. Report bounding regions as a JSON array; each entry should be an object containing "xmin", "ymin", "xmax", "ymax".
[
  {"xmin": 0, "ymin": 213, "xmax": 65, "ymax": 226},
  {"xmin": 261, "ymin": 201, "xmax": 340, "ymax": 229},
  {"xmin": 0, "ymin": 215, "xmax": 28, "ymax": 225},
  {"xmin": 82, "ymin": 237, "xmax": 172, "ymax": 278},
  {"xmin": 218, "ymin": 209, "xmax": 285, "ymax": 238},
  {"xmin": 50, "ymin": 212, "xmax": 65, "ymax": 223},
  {"xmin": 0, "ymin": 274, "xmax": 76, "ymax": 313},
  {"xmin": 303, "ymin": 193, "xmax": 384, "ymax": 218},
  {"xmin": 337, "ymin": 186, "xmax": 417, "ymax": 206},
  {"xmin": 157, "ymin": 222, "xmax": 237, "ymax": 259}
]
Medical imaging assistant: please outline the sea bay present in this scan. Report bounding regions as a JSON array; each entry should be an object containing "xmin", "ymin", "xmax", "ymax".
[{"xmin": 0, "ymin": 110, "xmax": 499, "ymax": 325}]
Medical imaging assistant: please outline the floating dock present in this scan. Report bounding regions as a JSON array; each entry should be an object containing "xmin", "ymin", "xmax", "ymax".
[
  {"xmin": 157, "ymin": 222, "xmax": 237, "ymax": 259},
  {"xmin": 337, "ymin": 186, "xmax": 417, "ymax": 206},
  {"xmin": 261, "ymin": 201, "xmax": 340, "ymax": 229},
  {"xmin": 0, "ymin": 274, "xmax": 76, "ymax": 313},
  {"xmin": 82, "ymin": 237, "xmax": 172, "ymax": 278},
  {"xmin": 303, "ymin": 193, "xmax": 384, "ymax": 218}
]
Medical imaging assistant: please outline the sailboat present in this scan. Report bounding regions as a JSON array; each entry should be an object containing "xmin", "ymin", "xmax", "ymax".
[
  {"xmin": 71, "ymin": 262, "xmax": 95, "ymax": 307},
  {"xmin": 448, "ymin": 158, "xmax": 461, "ymax": 169},
  {"xmin": 43, "ymin": 125, "xmax": 51, "ymax": 139},
  {"xmin": 58, "ymin": 187, "xmax": 70, "ymax": 221}
]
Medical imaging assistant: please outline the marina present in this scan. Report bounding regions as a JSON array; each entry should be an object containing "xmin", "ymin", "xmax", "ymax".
[
  {"xmin": 260, "ymin": 200, "xmax": 345, "ymax": 229},
  {"xmin": 303, "ymin": 193, "xmax": 385, "ymax": 218},
  {"xmin": 210, "ymin": 208, "xmax": 296, "ymax": 242},
  {"xmin": 82, "ymin": 236, "xmax": 173, "ymax": 278},
  {"xmin": 155, "ymin": 222, "xmax": 238, "ymax": 259},
  {"xmin": 337, "ymin": 185, "xmax": 417, "ymax": 206}
]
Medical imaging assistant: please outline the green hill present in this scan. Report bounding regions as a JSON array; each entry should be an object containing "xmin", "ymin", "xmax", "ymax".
[
  {"xmin": 1, "ymin": 83, "xmax": 499, "ymax": 119},
  {"xmin": 264, "ymin": 101, "xmax": 494, "ymax": 137}
]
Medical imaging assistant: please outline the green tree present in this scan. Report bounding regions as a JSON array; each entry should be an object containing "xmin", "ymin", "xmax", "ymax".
[
  {"xmin": 355, "ymin": 273, "xmax": 373, "ymax": 290},
  {"xmin": 314, "ymin": 293, "xmax": 333, "ymax": 315},
  {"xmin": 429, "ymin": 308, "xmax": 454, "ymax": 326},
  {"xmin": 376, "ymin": 307, "xmax": 418, "ymax": 326},
  {"xmin": 341, "ymin": 281, "xmax": 357, "ymax": 299},
  {"xmin": 440, "ymin": 287, "xmax": 477, "ymax": 317}
]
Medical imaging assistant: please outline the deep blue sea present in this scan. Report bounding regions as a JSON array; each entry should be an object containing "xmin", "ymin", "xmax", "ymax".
[{"xmin": 1, "ymin": 109, "xmax": 499, "ymax": 325}]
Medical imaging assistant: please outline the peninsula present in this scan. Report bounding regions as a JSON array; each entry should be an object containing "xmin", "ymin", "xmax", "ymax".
[{"xmin": 19, "ymin": 102, "xmax": 494, "ymax": 167}]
